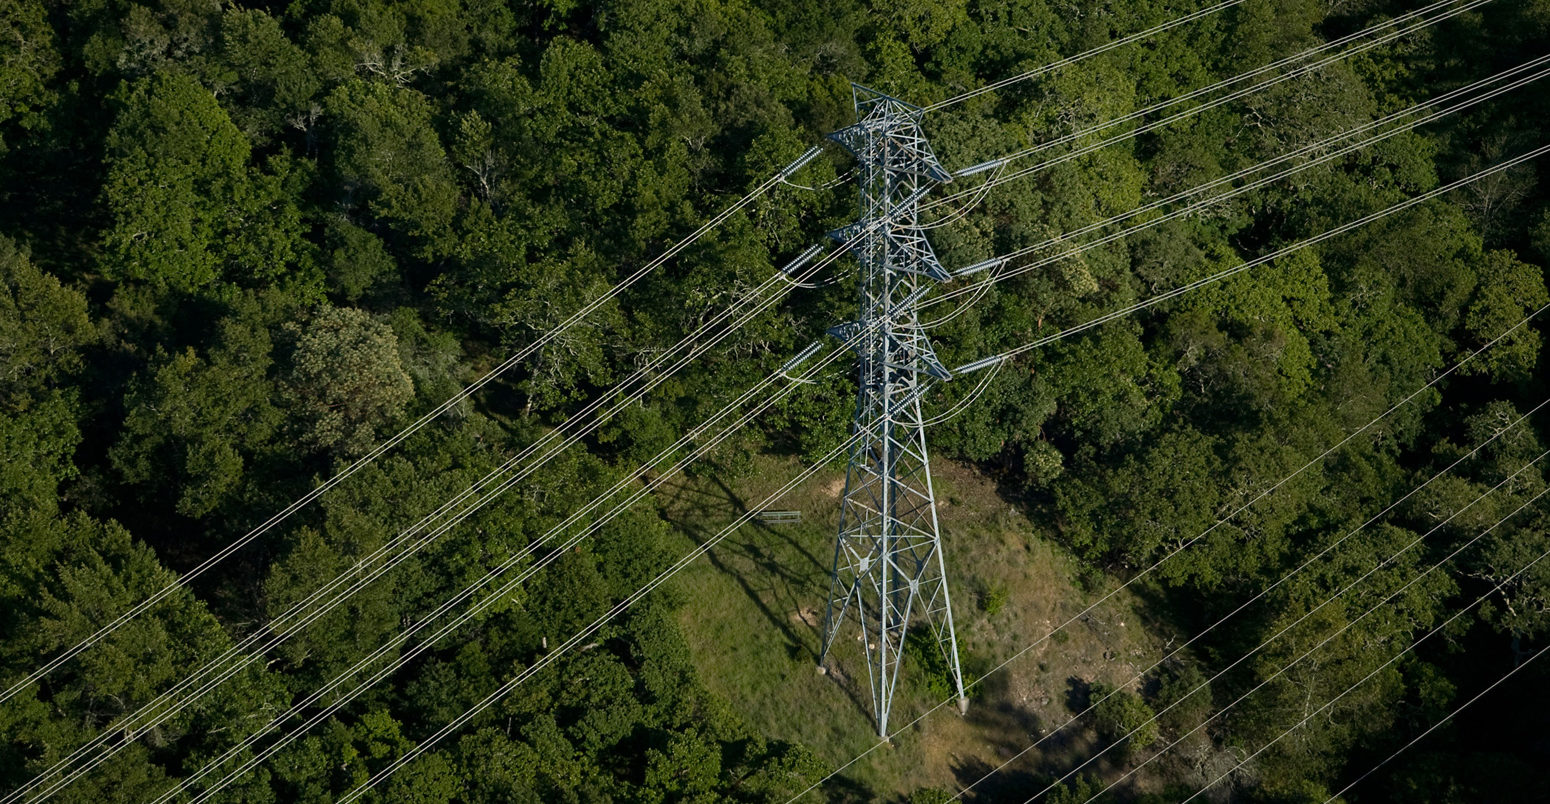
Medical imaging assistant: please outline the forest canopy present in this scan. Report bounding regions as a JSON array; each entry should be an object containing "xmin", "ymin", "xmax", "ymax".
[{"xmin": 2, "ymin": 0, "xmax": 1548, "ymax": 802}]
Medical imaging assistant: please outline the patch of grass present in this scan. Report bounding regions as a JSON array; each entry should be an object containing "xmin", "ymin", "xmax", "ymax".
[{"xmin": 656, "ymin": 453, "xmax": 1183, "ymax": 797}]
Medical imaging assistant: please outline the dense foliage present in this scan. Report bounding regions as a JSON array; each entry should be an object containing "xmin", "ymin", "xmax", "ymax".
[{"xmin": 2, "ymin": 0, "xmax": 1548, "ymax": 801}]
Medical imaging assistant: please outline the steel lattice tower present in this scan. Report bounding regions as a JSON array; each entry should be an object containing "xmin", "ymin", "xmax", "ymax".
[{"xmin": 818, "ymin": 84, "xmax": 968, "ymax": 737}]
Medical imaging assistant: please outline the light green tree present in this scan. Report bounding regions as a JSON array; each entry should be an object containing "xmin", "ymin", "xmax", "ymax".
[{"xmin": 282, "ymin": 306, "xmax": 414, "ymax": 456}]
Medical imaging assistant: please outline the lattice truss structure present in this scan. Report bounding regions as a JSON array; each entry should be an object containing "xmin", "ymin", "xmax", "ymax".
[{"xmin": 818, "ymin": 84, "xmax": 968, "ymax": 736}]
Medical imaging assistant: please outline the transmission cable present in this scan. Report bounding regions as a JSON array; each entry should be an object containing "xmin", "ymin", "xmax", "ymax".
[
  {"xmin": 335, "ymin": 427, "xmax": 865, "ymax": 804},
  {"xmin": 118, "ymin": 222, "xmax": 895, "ymax": 804},
  {"xmin": 919, "ymin": 52, "xmax": 1550, "ymax": 327},
  {"xmin": 781, "ymin": 168, "xmax": 855, "ymax": 192},
  {"xmin": 786, "ymin": 280, "xmax": 1550, "ymax": 802},
  {"xmin": 920, "ymin": 0, "xmax": 1488, "ymax": 221},
  {"xmin": 186, "ymin": 342, "xmax": 874, "ymax": 804},
  {"xmin": 1173, "ymin": 506, "xmax": 1550, "ymax": 804},
  {"xmin": 919, "ymin": 358, "xmax": 1007, "ymax": 427},
  {"xmin": 0, "ymin": 145, "xmax": 825, "ymax": 709},
  {"xmin": 16, "ymin": 223, "xmax": 870, "ymax": 803},
  {"xmin": 347, "ymin": 161, "xmax": 1545, "ymax": 799},
  {"xmin": 945, "ymin": 393, "xmax": 1550, "ymax": 799},
  {"xmin": 1009, "ymin": 449, "xmax": 1549, "ymax": 803},
  {"xmin": 923, "ymin": 0, "xmax": 1250, "ymax": 112},
  {"xmin": 366, "ymin": 287, "xmax": 1548, "ymax": 803},
  {"xmin": 934, "ymin": 0, "xmax": 1486, "ymax": 190},
  {"xmin": 28, "ymin": 0, "xmax": 1511, "ymax": 784},
  {"xmin": 923, "ymin": 52, "xmax": 1550, "ymax": 328},
  {"xmin": 161, "ymin": 328, "xmax": 862, "ymax": 804},
  {"xmin": 182, "ymin": 251, "xmax": 913, "ymax": 802},
  {"xmin": 24, "ymin": 289, "xmax": 782, "ymax": 803},
  {"xmin": 911, "ymin": 167, "xmax": 1008, "ymax": 231},
  {"xmin": 955, "ymin": 142, "xmax": 1550, "ymax": 373},
  {"xmin": 1322, "ymin": 640, "xmax": 1550, "ymax": 802}
]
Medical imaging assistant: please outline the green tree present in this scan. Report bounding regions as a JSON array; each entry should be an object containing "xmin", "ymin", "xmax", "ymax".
[
  {"xmin": 281, "ymin": 305, "xmax": 414, "ymax": 456},
  {"xmin": 1089, "ymin": 681, "xmax": 1159, "ymax": 756},
  {"xmin": 1458, "ymin": 249, "xmax": 1548, "ymax": 383},
  {"xmin": 1, "ymin": 511, "xmax": 282, "ymax": 801},
  {"xmin": 0, "ymin": 392, "xmax": 79, "ymax": 520},
  {"xmin": 212, "ymin": 8, "xmax": 322, "ymax": 142},
  {"xmin": 1046, "ymin": 321, "xmax": 1180, "ymax": 449},
  {"xmin": 325, "ymin": 216, "xmax": 398, "ymax": 303},
  {"xmin": 1149, "ymin": 660, "xmax": 1213, "ymax": 738},
  {"xmin": 1046, "ymin": 774, "xmax": 1111, "ymax": 804},
  {"xmin": 1055, "ymin": 426, "xmax": 1219, "ymax": 565},
  {"xmin": 0, "ymin": 236, "xmax": 93, "ymax": 404},
  {"xmin": 101, "ymin": 71, "xmax": 306, "ymax": 292},
  {"xmin": 324, "ymin": 79, "xmax": 458, "ymax": 251},
  {"xmin": 382, "ymin": 750, "xmax": 459, "ymax": 804},
  {"xmin": 1241, "ymin": 522, "xmax": 1459, "ymax": 786},
  {"xmin": 453, "ymin": 729, "xmax": 546, "ymax": 804},
  {"xmin": 111, "ymin": 311, "xmax": 281, "ymax": 518},
  {"xmin": 0, "ymin": 0, "xmax": 59, "ymax": 152},
  {"xmin": 642, "ymin": 729, "xmax": 721, "ymax": 802}
]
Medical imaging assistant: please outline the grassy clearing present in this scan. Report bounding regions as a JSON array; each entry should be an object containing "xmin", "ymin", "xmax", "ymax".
[{"xmin": 659, "ymin": 453, "xmax": 1179, "ymax": 800}]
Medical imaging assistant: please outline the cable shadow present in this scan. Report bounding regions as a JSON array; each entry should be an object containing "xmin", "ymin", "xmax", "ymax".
[
  {"xmin": 652, "ymin": 468, "xmax": 875, "ymax": 726},
  {"xmin": 653, "ymin": 473, "xmax": 823, "ymax": 664},
  {"xmin": 707, "ymin": 473, "xmax": 830, "ymax": 575},
  {"xmin": 947, "ymin": 671, "xmax": 1048, "ymax": 800},
  {"xmin": 945, "ymin": 671, "xmax": 1157, "ymax": 802}
]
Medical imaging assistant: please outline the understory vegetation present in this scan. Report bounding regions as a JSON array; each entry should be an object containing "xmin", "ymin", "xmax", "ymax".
[{"xmin": 2, "ymin": 0, "xmax": 1548, "ymax": 801}]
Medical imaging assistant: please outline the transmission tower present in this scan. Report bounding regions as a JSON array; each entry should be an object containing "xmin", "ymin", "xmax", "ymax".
[{"xmin": 818, "ymin": 84, "xmax": 968, "ymax": 737}]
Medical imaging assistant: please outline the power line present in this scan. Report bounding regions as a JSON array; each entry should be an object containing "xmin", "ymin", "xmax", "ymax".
[
  {"xmin": 201, "ymin": 248, "xmax": 898, "ymax": 800},
  {"xmin": 0, "ymin": 145, "xmax": 824, "ymax": 709},
  {"xmin": 955, "ymin": 142, "xmax": 1550, "ymax": 373},
  {"xmin": 16, "ymin": 224, "xmax": 867, "ymax": 803},
  {"xmin": 944, "ymin": 394, "xmax": 1550, "ymax": 800},
  {"xmin": 160, "ymin": 288, "xmax": 879, "ymax": 802},
  {"xmin": 167, "ymin": 336, "xmax": 860, "ymax": 804},
  {"xmin": 1026, "ymin": 450, "xmax": 1550, "ymax": 803},
  {"xmin": 919, "ymin": 358, "xmax": 1007, "ymax": 427},
  {"xmin": 923, "ymin": 0, "xmax": 1249, "ymax": 112},
  {"xmin": 781, "ymin": 168, "xmax": 855, "ymax": 192},
  {"xmin": 333, "ymin": 435, "xmax": 870, "ymax": 802},
  {"xmin": 23, "ymin": 2, "xmax": 1523, "ymax": 792},
  {"xmin": 1177, "ymin": 517, "xmax": 1550, "ymax": 803},
  {"xmin": 481, "ymin": 3, "xmax": 1527, "ymax": 790},
  {"xmin": 133, "ymin": 228, "xmax": 895, "ymax": 803},
  {"xmin": 911, "ymin": 171, "xmax": 1004, "ymax": 231},
  {"xmin": 920, "ymin": 52, "xmax": 1550, "ymax": 328},
  {"xmin": 937, "ymin": 0, "xmax": 1483, "ymax": 187},
  {"xmin": 924, "ymin": 0, "xmax": 1488, "ymax": 216},
  {"xmin": 785, "ymin": 297, "xmax": 1550, "ymax": 803},
  {"xmin": 1322, "ymin": 640, "xmax": 1550, "ymax": 802},
  {"xmin": 16, "ymin": 203, "xmax": 871, "ymax": 803},
  {"xmin": 934, "ymin": 49, "xmax": 1550, "ymax": 288}
]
